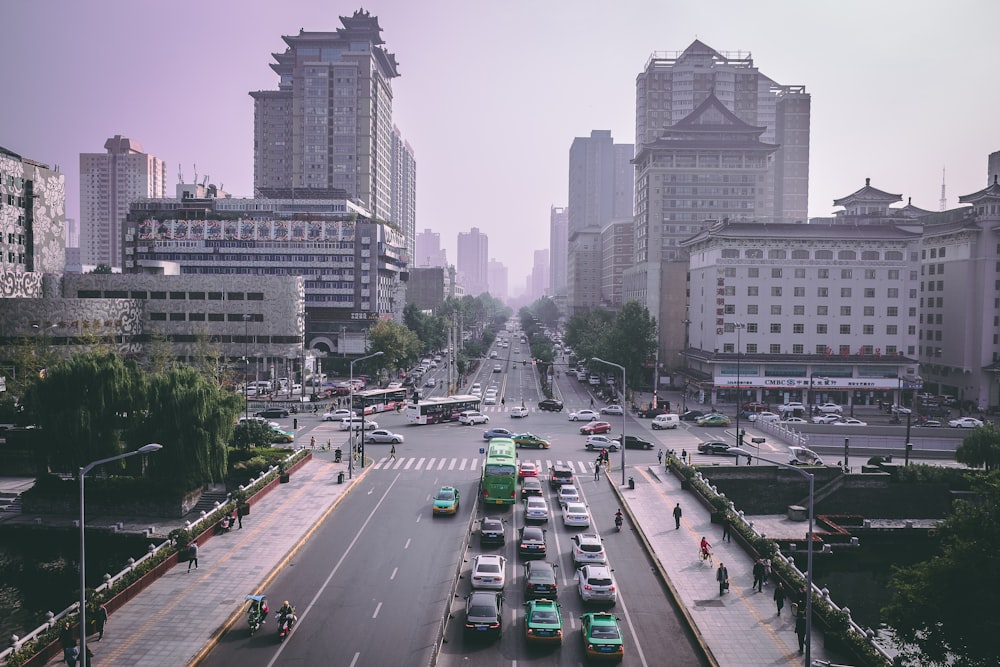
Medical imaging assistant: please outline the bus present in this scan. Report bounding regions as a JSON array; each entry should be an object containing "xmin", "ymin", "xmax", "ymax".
[
  {"xmin": 481, "ymin": 439, "xmax": 518, "ymax": 505},
  {"xmin": 405, "ymin": 394, "xmax": 482, "ymax": 425},
  {"xmin": 351, "ymin": 387, "xmax": 408, "ymax": 415}
]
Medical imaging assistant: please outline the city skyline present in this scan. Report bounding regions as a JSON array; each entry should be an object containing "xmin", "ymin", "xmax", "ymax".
[{"xmin": 2, "ymin": 0, "xmax": 998, "ymax": 291}]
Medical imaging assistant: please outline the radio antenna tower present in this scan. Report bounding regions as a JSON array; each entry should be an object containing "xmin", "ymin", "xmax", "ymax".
[{"xmin": 939, "ymin": 167, "xmax": 947, "ymax": 211}]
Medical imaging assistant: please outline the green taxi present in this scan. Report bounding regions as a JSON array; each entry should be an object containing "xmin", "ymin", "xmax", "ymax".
[
  {"xmin": 432, "ymin": 486, "xmax": 460, "ymax": 516},
  {"xmin": 524, "ymin": 598, "xmax": 562, "ymax": 644},
  {"xmin": 270, "ymin": 428, "xmax": 295, "ymax": 444},
  {"xmin": 514, "ymin": 433, "xmax": 551, "ymax": 449},
  {"xmin": 581, "ymin": 611, "xmax": 624, "ymax": 662}
]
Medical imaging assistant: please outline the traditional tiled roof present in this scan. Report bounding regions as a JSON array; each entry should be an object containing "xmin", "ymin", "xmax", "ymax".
[
  {"xmin": 958, "ymin": 175, "xmax": 1000, "ymax": 205},
  {"xmin": 833, "ymin": 178, "xmax": 902, "ymax": 207}
]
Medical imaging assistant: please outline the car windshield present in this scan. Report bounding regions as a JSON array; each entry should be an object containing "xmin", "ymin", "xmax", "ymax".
[
  {"xmin": 579, "ymin": 544, "xmax": 602, "ymax": 553},
  {"xmin": 435, "ymin": 490, "xmax": 455, "ymax": 501},
  {"xmin": 532, "ymin": 610, "xmax": 558, "ymax": 622},
  {"xmin": 469, "ymin": 605, "xmax": 495, "ymax": 617},
  {"xmin": 591, "ymin": 624, "xmax": 621, "ymax": 639}
]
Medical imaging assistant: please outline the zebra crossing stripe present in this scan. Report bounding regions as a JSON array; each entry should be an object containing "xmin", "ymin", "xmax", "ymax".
[
  {"xmin": 415, "ymin": 457, "xmax": 426, "ymax": 469},
  {"xmin": 362, "ymin": 457, "xmax": 594, "ymax": 472}
]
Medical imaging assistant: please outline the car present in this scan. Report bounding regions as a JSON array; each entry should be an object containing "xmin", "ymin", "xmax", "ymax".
[
  {"xmin": 562, "ymin": 502, "xmax": 591, "ymax": 527},
  {"xmin": 493, "ymin": 364, "xmax": 503, "ymax": 373},
  {"xmin": 366, "ymin": 429, "xmax": 404, "ymax": 444},
  {"xmin": 579, "ymin": 421, "xmax": 612, "ymax": 435},
  {"xmin": 470, "ymin": 554, "xmax": 507, "ymax": 590},
  {"xmin": 464, "ymin": 590, "xmax": 503, "ymax": 640},
  {"xmin": 680, "ymin": 410, "xmax": 705, "ymax": 421},
  {"xmin": 780, "ymin": 402, "xmax": 806, "ymax": 412},
  {"xmin": 811, "ymin": 414, "xmax": 844, "ymax": 424},
  {"xmin": 510, "ymin": 406, "xmax": 529, "ymax": 418},
  {"xmin": 577, "ymin": 564, "xmax": 618, "ymax": 604},
  {"xmin": 742, "ymin": 401, "xmax": 770, "ymax": 412},
  {"xmin": 321, "ymin": 408, "xmax": 356, "ymax": 421},
  {"xmin": 470, "ymin": 382, "xmax": 482, "ymax": 394},
  {"xmin": 520, "ymin": 477, "xmax": 544, "ymax": 498},
  {"xmin": 781, "ymin": 417, "xmax": 808, "ymax": 424},
  {"xmin": 524, "ymin": 598, "xmax": 562, "ymax": 644},
  {"xmin": 817, "ymin": 403, "xmax": 843, "ymax": 414},
  {"xmin": 514, "ymin": 433, "xmax": 551, "ymax": 449},
  {"xmin": 556, "ymin": 485, "xmax": 581, "ymax": 507},
  {"xmin": 637, "ymin": 406, "xmax": 669, "ymax": 418},
  {"xmin": 697, "ymin": 441, "xmax": 736, "ymax": 455},
  {"xmin": 651, "ymin": 414, "xmax": 680, "ymax": 429},
  {"xmin": 479, "ymin": 517, "xmax": 505, "ymax": 546},
  {"xmin": 569, "ymin": 409, "xmax": 600, "ymax": 422},
  {"xmin": 580, "ymin": 611, "xmax": 624, "ymax": 661},
  {"xmin": 538, "ymin": 399, "xmax": 564, "ymax": 412},
  {"xmin": 789, "ymin": 445, "xmax": 824, "ymax": 466},
  {"xmin": 386, "ymin": 381, "xmax": 403, "ymax": 390},
  {"xmin": 432, "ymin": 486, "xmax": 460, "ymax": 515},
  {"xmin": 339, "ymin": 417, "xmax": 379, "ymax": 431},
  {"xmin": 585, "ymin": 435, "xmax": 619, "ymax": 451},
  {"xmin": 483, "ymin": 393, "xmax": 498, "ymax": 406},
  {"xmin": 571, "ymin": 532, "xmax": 607, "ymax": 565},
  {"xmin": 524, "ymin": 496, "xmax": 549, "ymax": 522},
  {"xmin": 890, "ymin": 405, "xmax": 912, "ymax": 414},
  {"xmin": 600, "ymin": 404, "xmax": 624, "ymax": 416},
  {"xmin": 518, "ymin": 525, "xmax": 547, "ymax": 558},
  {"xmin": 459, "ymin": 410, "xmax": 490, "ymax": 425},
  {"xmin": 489, "ymin": 350, "xmax": 499, "ymax": 359},
  {"xmin": 424, "ymin": 377, "xmax": 437, "ymax": 388},
  {"xmin": 518, "ymin": 461, "xmax": 539, "ymax": 479},
  {"xmin": 696, "ymin": 414, "xmax": 732, "ymax": 427},
  {"xmin": 839, "ymin": 418, "xmax": 868, "ymax": 426},
  {"xmin": 483, "ymin": 427, "xmax": 514, "ymax": 440},
  {"xmin": 748, "ymin": 411, "xmax": 781, "ymax": 423},
  {"xmin": 613, "ymin": 435, "xmax": 655, "ymax": 450},
  {"xmin": 523, "ymin": 560, "xmax": 558, "ymax": 599},
  {"xmin": 239, "ymin": 416, "xmax": 279, "ymax": 429},
  {"xmin": 255, "ymin": 407, "xmax": 289, "ymax": 418},
  {"xmin": 915, "ymin": 419, "xmax": 942, "ymax": 427},
  {"xmin": 548, "ymin": 465, "xmax": 574, "ymax": 489},
  {"xmin": 270, "ymin": 428, "xmax": 295, "ymax": 444},
  {"xmin": 949, "ymin": 417, "xmax": 984, "ymax": 428}
]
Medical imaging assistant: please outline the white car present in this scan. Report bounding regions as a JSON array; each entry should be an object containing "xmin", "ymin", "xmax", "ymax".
[
  {"xmin": 366, "ymin": 429, "xmax": 404, "ymax": 444},
  {"xmin": 748, "ymin": 411, "xmax": 780, "ymax": 423},
  {"xmin": 585, "ymin": 435, "xmax": 619, "ymax": 451},
  {"xmin": 483, "ymin": 394, "xmax": 498, "ymax": 406},
  {"xmin": 493, "ymin": 364, "xmax": 503, "ymax": 373},
  {"xmin": 459, "ymin": 410, "xmax": 490, "ymax": 425},
  {"xmin": 524, "ymin": 496, "xmax": 549, "ymax": 522},
  {"xmin": 470, "ymin": 554, "xmax": 506, "ymax": 590},
  {"xmin": 571, "ymin": 532, "xmax": 607, "ymax": 565},
  {"xmin": 322, "ymin": 409, "xmax": 356, "ymax": 421},
  {"xmin": 890, "ymin": 405, "xmax": 912, "ymax": 414},
  {"xmin": 470, "ymin": 383, "xmax": 482, "ymax": 394},
  {"xmin": 424, "ymin": 377, "xmax": 437, "ymax": 388},
  {"xmin": 839, "ymin": 418, "xmax": 868, "ymax": 426},
  {"xmin": 577, "ymin": 564, "xmax": 618, "ymax": 604},
  {"xmin": 556, "ymin": 484, "xmax": 581, "ymax": 507},
  {"xmin": 779, "ymin": 402, "xmax": 806, "ymax": 414},
  {"xmin": 600, "ymin": 404, "xmax": 624, "ymax": 416},
  {"xmin": 949, "ymin": 417, "xmax": 983, "ymax": 428},
  {"xmin": 817, "ymin": 403, "xmax": 843, "ymax": 414},
  {"xmin": 569, "ymin": 409, "xmax": 599, "ymax": 422},
  {"xmin": 339, "ymin": 417, "xmax": 379, "ymax": 431},
  {"xmin": 386, "ymin": 381, "xmax": 403, "ymax": 389},
  {"xmin": 811, "ymin": 414, "xmax": 844, "ymax": 424},
  {"xmin": 782, "ymin": 417, "xmax": 808, "ymax": 424},
  {"xmin": 510, "ymin": 406, "xmax": 529, "ymax": 418},
  {"xmin": 562, "ymin": 502, "xmax": 591, "ymax": 528}
]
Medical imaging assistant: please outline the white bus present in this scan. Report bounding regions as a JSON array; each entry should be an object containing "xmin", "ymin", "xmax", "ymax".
[{"xmin": 405, "ymin": 394, "xmax": 483, "ymax": 425}]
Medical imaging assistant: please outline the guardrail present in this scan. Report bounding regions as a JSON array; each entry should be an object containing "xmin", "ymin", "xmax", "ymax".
[{"xmin": 756, "ymin": 419, "xmax": 811, "ymax": 448}]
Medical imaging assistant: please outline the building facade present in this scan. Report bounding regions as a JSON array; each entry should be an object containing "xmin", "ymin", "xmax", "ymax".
[
  {"xmin": 488, "ymin": 258, "xmax": 509, "ymax": 302},
  {"xmin": 549, "ymin": 206, "xmax": 568, "ymax": 295},
  {"xmin": 456, "ymin": 227, "xmax": 489, "ymax": 297},
  {"xmin": 601, "ymin": 218, "xmax": 634, "ymax": 308},
  {"xmin": 79, "ymin": 136, "xmax": 166, "ymax": 270},
  {"xmin": 391, "ymin": 125, "xmax": 416, "ymax": 263},
  {"xmin": 413, "ymin": 228, "xmax": 446, "ymax": 268}
]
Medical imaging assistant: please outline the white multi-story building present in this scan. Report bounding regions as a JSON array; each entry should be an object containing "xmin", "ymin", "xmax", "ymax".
[
  {"xmin": 457, "ymin": 227, "xmax": 489, "ymax": 297},
  {"xmin": 601, "ymin": 218, "xmax": 634, "ymax": 308},
  {"xmin": 391, "ymin": 125, "xmax": 416, "ymax": 265},
  {"xmin": 79, "ymin": 135, "xmax": 166, "ymax": 270}
]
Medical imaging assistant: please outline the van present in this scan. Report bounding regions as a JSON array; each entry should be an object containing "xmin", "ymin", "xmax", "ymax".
[{"xmin": 651, "ymin": 414, "xmax": 680, "ymax": 430}]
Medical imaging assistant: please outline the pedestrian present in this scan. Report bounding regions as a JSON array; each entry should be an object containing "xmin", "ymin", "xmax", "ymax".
[
  {"xmin": 794, "ymin": 609, "xmax": 807, "ymax": 654},
  {"xmin": 310, "ymin": 436, "xmax": 316, "ymax": 450},
  {"xmin": 763, "ymin": 557, "xmax": 772, "ymax": 585},
  {"xmin": 187, "ymin": 542, "xmax": 199, "ymax": 572},
  {"xmin": 680, "ymin": 448, "xmax": 688, "ymax": 464},
  {"xmin": 672, "ymin": 502, "xmax": 682, "ymax": 529},
  {"xmin": 59, "ymin": 621, "xmax": 77, "ymax": 665},
  {"xmin": 234, "ymin": 507, "xmax": 243, "ymax": 529},
  {"xmin": 721, "ymin": 514, "xmax": 732, "ymax": 542},
  {"xmin": 716, "ymin": 562, "xmax": 729, "ymax": 596},
  {"xmin": 657, "ymin": 448, "xmax": 663, "ymax": 465},
  {"xmin": 594, "ymin": 458, "xmax": 601, "ymax": 480},
  {"xmin": 95, "ymin": 603, "xmax": 109, "ymax": 640},
  {"xmin": 501, "ymin": 396, "xmax": 505, "ymax": 406},
  {"xmin": 752, "ymin": 559, "xmax": 765, "ymax": 592},
  {"xmin": 774, "ymin": 582, "xmax": 786, "ymax": 616},
  {"xmin": 390, "ymin": 444, "xmax": 396, "ymax": 459}
]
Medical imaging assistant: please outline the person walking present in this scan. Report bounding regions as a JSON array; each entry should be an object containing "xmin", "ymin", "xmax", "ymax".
[
  {"xmin": 310, "ymin": 436, "xmax": 316, "ymax": 450},
  {"xmin": 773, "ymin": 582, "xmax": 786, "ymax": 616},
  {"xmin": 716, "ymin": 562, "xmax": 729, "ymax": 596},
  {"xmin": 721, "ymin": 514, "xmax": 732, "ymax": 542},
  {"xmin": 763, "ymin": 557, "xmax": 772, "ymax": 585},
  {"xmin": 794, "ymin": 608, "xmax": 807, "ymax": 654},
  {"xmin": 594, "ymin": 458, "xmax": 602, "ymax": 481},
  {"xmin": 657, "ymin": 448, "xmax": 663, "ymax": 466},
  {"xmin": 752, "ymin": 559, "xmax": 766, "ymax": 592},
  {"xmin": 59, "ymin": 621, "xmax": 77, "ymax": 665},
  {"xmin": 94, "ymin": 603, "xmax": 109, "ymax": 640},
  {"xmin": 389, "ymin": 444, "xmax": 397, "ymax": 460},
  {"xmin": 236, "ymin": 505, "xmax": 244, "ymax": 529},
  {"xmin": 672, "ymin": 502, "xmax": 682, "ymax": 529},
  {"xmin": 680, "ymin": 448, "xmax": 688, "ymax": 464},
  {"xmin": 187, "ymin": 541, "xmax": 199, "ymax": 572}
]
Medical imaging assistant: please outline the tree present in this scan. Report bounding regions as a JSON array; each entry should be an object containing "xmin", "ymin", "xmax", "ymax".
[
  {"xmin": 882, "ymin": 471, "xmax": 1000, "ymax": 666},
  {"xmin": 955, "ymin": 423, "xmax": 1000, "ymax": 470},
  {"xmin": 89, "ymin": 264, "xmax": 113, "ymax": 274},
  {"xmin": 367, "ymin": 319, "xmax": 422, "ymax": 376},
  {"xmin": 603, "ymin": 301, "xmax": 658, "ymax": 391},
  {"xmin": 232, "ymin": 420, "xmax": 275, "ymax": 451}
]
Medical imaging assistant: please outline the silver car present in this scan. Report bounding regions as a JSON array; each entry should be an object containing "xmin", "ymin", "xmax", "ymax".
[
  {"xmin": 577, "ymin": 564, "xmax": 617, "ymax": 604},
  {"xmin": 366, "ymin": 429, "xmax": 404, "ymax": 444},
  {"xmin": 524, "ymin": 496, "xmax": 549, "ymax": 523}
]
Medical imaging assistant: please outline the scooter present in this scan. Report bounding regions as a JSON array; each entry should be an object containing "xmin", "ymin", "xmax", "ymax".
[
  {"xmin": 278, "ymin": 608, "xmax": 296, "ymax": 641},
  {"xmin": 614, "ymin": 514, "xmax": 623, "ymax": 531},
  {"xmin": 245, "ymin": 595, "xmax": 268, "ymax": 637}
]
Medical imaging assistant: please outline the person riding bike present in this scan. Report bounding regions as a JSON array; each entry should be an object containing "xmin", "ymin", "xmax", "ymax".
[
  {"xmin": 248, "ymin": 596, "xmax": 268, "ymax": 624},
  {"xmin": 277, "ymin": 600, "xmax": 296, "ymax": 628},
  {"xmin": 614, "ymin": 509, "xmax": 624, "ymax": 528},
  {"xmin": 700, "ymin": 536, "xmax": 712, "ymax": 559}
]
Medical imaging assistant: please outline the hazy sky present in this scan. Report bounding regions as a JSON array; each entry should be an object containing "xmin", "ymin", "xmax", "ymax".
[{"xmin": 3, "ymin": 1, "xmax": 998, "ymax": 293}]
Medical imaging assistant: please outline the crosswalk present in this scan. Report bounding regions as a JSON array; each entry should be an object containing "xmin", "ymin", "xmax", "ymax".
[{"xmin": 369, "ymin": 456, "xmax": 598, "ymax": 473}]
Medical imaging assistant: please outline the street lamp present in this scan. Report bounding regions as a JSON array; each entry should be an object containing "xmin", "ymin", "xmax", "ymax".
[
  {"xmin": 590, "ymin": 357, "xmax": 626, "ymax": 485},
  {"xmin": 351, "ymin": 350, "xmax": 383, "ymax": 472},
  {"xmin": 681, "ymin": 318, "xmax": 691, "ymax": 412},
  {"xmin": 79, "ymin": 443, "xmax": 162, "ymax": 661},
  {"xmin": 753, "ymin": 452, "xmax": 815, "ymax": 667},
  {"xmin": 733, "ymin": 323, "xmax": 746, "ymax": 450}
]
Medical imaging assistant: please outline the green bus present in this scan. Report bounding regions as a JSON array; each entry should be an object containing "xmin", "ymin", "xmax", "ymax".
[{"xmin": 481, "ymin": 439, "xmax": 518, "ymax": 505}]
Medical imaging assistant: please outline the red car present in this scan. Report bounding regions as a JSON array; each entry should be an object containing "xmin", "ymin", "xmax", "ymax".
[
  {"xmin": 519, "ymin": 461, "xmax": 539, "ymax": 479},
  {"xmin": 579, "ymin": 421, "xmax": 612, "ymax": 435}
]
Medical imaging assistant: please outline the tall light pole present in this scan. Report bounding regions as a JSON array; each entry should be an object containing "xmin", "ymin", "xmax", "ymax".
[
  {"xmin": 733, "ymin": 323, "xmax": 746, "ymax": 450},
  {"xmin": 591, "ymin": 357, "xmax": 626, "ymax": 485},
  {"xmin": 754, "ymin": 453, "xmax": 815, "ymax": 667},
  {"xmin": 351, "ymin": 350, "xmax": 383, "ymax": 471},
  {"xmin": 79, "ymin": 443, "xmax": 162, "ymax": 661},
  {"xmin": 681, "ymin": 318, "xmax": 691, "ymax": 412}
]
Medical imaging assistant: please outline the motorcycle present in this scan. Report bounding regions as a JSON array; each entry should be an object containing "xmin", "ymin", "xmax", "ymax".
[
  {"xmin": 245, "ymin": 594, "xmax": 268, "ymax": 636},
  {"xmin": 614, "ymin": 514, "xmax": 623, "ymax": 531},
  {"xmin": 278, "ymin": 608, "xmax": 296, "ymax": 641}
]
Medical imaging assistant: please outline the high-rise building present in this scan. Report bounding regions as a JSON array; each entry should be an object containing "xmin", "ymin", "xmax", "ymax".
[
  {"xmin": 391, "ymin": 125, "xmax": 416, "ymax": 264},
  {"xmin": 527, "ymin": 249, "xmax": 549, "ymax": 301},
  {"xmin": 549, "ymin": 206, "xmax": 568, "ymax": 294},
  {"xmin": 457, "ymin": 227, "xmax": 489, "ymax": 297},
  {"xmin": 250, "ymin": 9, "xmax": 400, "ymax": 222},
  {"xmin": 414, "ymin": 228, "xmax": 447, "ymax": 268},
  {"xmin": 79, "ymin": 135, "xmax": 166, "ymax": 270},
  {"xmin": 601, "ymin": 218, "xmax": 634, "ymax": 308},
  {"xmin": 487, "ymin": 258, "xmax": 509, "ymax": 302}
]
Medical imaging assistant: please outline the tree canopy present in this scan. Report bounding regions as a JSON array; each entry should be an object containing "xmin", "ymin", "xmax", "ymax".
[
  {"xmin": 367, "ymin": 319, "xmax": 422, "ymax": 374},
  {"xmin": 561, "ymin": 302, "xmax": 657, "ymax": 391},
  {"xmin": 955, "ymin": 423, "xmax": 1000, "ymax": 470}
]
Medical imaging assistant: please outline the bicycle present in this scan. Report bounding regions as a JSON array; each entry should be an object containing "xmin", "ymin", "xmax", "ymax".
[{"xmin": 699, "ymin": 548, "xmax": 714, "ymax": 566}]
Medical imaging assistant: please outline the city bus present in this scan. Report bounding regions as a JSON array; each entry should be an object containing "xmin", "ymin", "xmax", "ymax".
[
  {"xmin": 351, "ymin": 387, "xmax": 408, "ymax": 415},
  {"xmin": 480, "ymin": 439, "xmax": 518, "ymax": 505},
  {"xmin": 405, "ymin": 394, "xmax": 482, "ymax": 425}
]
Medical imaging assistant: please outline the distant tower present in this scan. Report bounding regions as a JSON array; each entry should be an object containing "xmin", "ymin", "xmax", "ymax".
[{"xmin": 939, "ymin": 167, "xmax": 947, "ymax": 212}]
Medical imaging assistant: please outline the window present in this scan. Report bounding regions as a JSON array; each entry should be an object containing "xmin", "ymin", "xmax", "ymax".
[
  {"xmin": 815, "ymin": 345, "xmax": 827, "ymax": 354},
  {"xmin": 794, "ymin": 287, "xmax": 805, "ymax": 297},
  {"xmin": 838, "ymin": 250, "xmax": 856, "ymax": 260},
  {"xmin": 768, "ymin": 249, "xmax": 787, "ymax": 260},
  {"xmin": 840, "ymin": 324, "xmax": 851, "ymax": 334},
  {"xmin": 840, "ymin": 306, "xmax": 852, "ymax": 316},
  {"xmin": 792, "ymin": 344, "xmax": 804, "ymax": 353},
  {"xmin": 150, "ymin": 312, "xmax": 167, "ymax": 321},
  {"xmin": 189, "ymin": 313, "xmax": 205, "ymax": 321},
  {"xmin": 888, "ymin": 269, "xmax": 900, "ymax": 279},
  {"xmin": 747, "ymin": 304, "xmax": 759, "ymax": 314},
  {"xmin": 864, "ymin": 306, "xmax": 875, "ymax": 316},
  {"xmin": 748, "ymin": 268, "xmax": 759, "ymax": 278},
  {"xmin": 794, "ymin": 268, "xmax": 806, "ymax": 279},
  {"xmin": 169, "ymin": 312, "xmax": 186, "ymax": 321},
  {"xmin": 887, "ymin": 307, "xmax": 899, "ymax": 316},
  {"xmin": 724, "ymin": 286, "xmax": 736, "ymax": 296},
  {"xmin": 769, "ymin": 344, "xmax": 781, "ymax": 354},
  {"xmin": 247, "ymin": 292, "xmax": 265, "ymax": 301},
  {"xmin": 816, "ymin": 324, "xmax": 827, "ymax": 334},
  {"xmin": 748, "ymin": 286, "xmax": 758, "ymax": 296},
  {"xmin": 864, "ymin": 288, "xmax": 875, "ymax": 298},
  {"xmin": 771, "ymin": 286, "xmax": 782, "ymax": 297},
  {"xmin": 818, "ymin": 269, "xmax": 829, "ymax": 279},
  {"xmin": 724, "ymin": 267, "xmax": 737, "ymax": 277},
  {"xmin": 772, "ymin": 268, "xmax": 783, "ymax": 278},
  {"xmin": 724, "ymin": 304, "xmax": 735, "ymax": 314},
  {"xmin": 208, "ymin": 292, "xmax": 223, "ymax": 300},
  {"xmin": 793, "ymin": 305, "xmax": 804, "ymax": 315},
  {"xmin": 863, "ymin": 324, "xmax": 874, "ymax": 335},
  {"xmin": 793, "ymin": 323, "xmax": 804, "ymax": 334},
  {"xmin": 841, "ymin": 269, "xmax": 853, "ymax": 279},
  {"xmin": 839, "ymin": 345, "xmax": 851, "ymax": 355},
  {"xmin": 208, "ymin": 313, "xmax": 225, "ymax": 322},
  {"xmin": 888, "ymin": 287, "xmax": 899, "ymax": 298},
  {"xmin": 771, "ymin": 305, "xmax": 782, "ymax": 315},
  {"xmin": 817, "ymin": 306, "xmax": 828, "ymax": 316},
  {"xmin": 150, "ymin": 291, "xmax": 166, "ymax": 300},
  {"xmin": 862, "ymin": 251, "xmax": 880, "ymax": 261},
  {"xmin": 747, "ymin": 323, "xmax": 759, "ymax": 333},
  {"xmin": 886, "ymin": 325, "xmax": 897, "ymax": 335},
  {"xmin": 792, "ymin": 250, "xmax": 809, "ymax": 260},
  {"xmin": 189, "ymin": 292, "xmax": 205, "ymax": 300},
  {"xmin": 815, "ymin": 250, "xmax": 833, "ymax": 260},
  {"xmin": 818, "ymin": 287, "xmax": 828, "ymax": 297},
  {"xmin": 746, "ymin": 344, "xmax": 758, "ymax": 354},
  {"xmin": 841, "ymin": 288, "xmax": 852, "ymax": 297},
  {"xmin": 770, "ymin": 323, "xmax": 781, "ymax": 334},
  {"xmin": 130, "ymin": 291, "xmax": 148, "ymax": 299}
]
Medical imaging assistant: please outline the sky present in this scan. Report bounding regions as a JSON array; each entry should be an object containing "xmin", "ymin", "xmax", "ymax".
[{"xmin": 3, "ymin": 0, "xmax": 999, "ymax": 295}]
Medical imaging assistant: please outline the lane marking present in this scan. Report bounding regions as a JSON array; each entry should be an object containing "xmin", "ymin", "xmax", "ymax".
[
  {"xmin": 372, "ymin": 601, "xmax": 382, "ymax": 619},
  {"xmin": 390, "ymin": 567, "xmax": 398, "ymax": 580}
]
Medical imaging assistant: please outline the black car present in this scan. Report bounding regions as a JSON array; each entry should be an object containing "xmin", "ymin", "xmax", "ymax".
[
  {"xmin": 519, "ymin": 525, "xmax": 547, "ymax": 558},
  {"xmin": 524, "ymin": 560, "xmax": 558, "ymax": 599},
  {"xmin": 613, "ymin": 435, "xmax": 654, "ymax": 450},
  {"xmin": 680, "ymin": 410, "xmax": 705, "ymax": 422},
  {"xmin": 538, "ymin": 398, "xmax": 564, "ymax": 412},
  {"xmin": 697, "ymin": 441, "xmax": 735, "ymax": 455},
  {"xmin": 479, "ymin": 517, "xmax": 505, "ymax": 546},
  {"xmin": 520, "ymin": 477, "xmax": 544, "ymax": 499},
  {"xmin": 464, "ymin": 590, "xmax": 503, "ymax": 640},
  {"xmin": 637, "ymin": 406, "xmax": 669, "ymax": 418},
  {"xmin": 548, "ymin": 465, "xmax": 574, "ymax": 489},
  {"xmin": 255, "ymin": 407, "xmax": 290, "ymax": 418}
]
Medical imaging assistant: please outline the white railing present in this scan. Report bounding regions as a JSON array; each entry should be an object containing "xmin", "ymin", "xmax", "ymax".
[{"xmin": 757, "ymin": 419, "xmax": 811, "ymax": 448}]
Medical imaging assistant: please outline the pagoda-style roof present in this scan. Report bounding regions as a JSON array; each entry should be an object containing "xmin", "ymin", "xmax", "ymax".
[
  {"xmin": 679, "ymin": 219, "xmax": 922, "ymax": 248},
  {"xmin": 898, "ymin": 197, "xmax": 933, "ymax": 218},
  {"xmin": 833, "ymin": 178, "xmax": 903, "ymax": 207},
  {"xmin": 959, "ymin": 175, "xmax": 1000, "ymax": 205}
]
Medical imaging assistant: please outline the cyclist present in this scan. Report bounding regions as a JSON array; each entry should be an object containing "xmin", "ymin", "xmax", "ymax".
[{"xmin": 700, "ymin": 536, "xmax": 713, "ymax": 560}]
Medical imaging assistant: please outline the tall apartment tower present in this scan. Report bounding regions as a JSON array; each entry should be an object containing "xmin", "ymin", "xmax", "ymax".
[
  {"xmin": 487, "ymin": 258, "xmax": 509, "ymax": 302},
  {"xmin": 79, "ymin": 135, "xmax": 166, "ymax": 269},
  {"xmin": 414, "ymin": 228, "xmax": 446, "ymax": 268},
  {"xmin": 566, "ymin": 131, "xmax": 633, "ymax": 314},
  {"xmin": 457, "ymin": 227, "xmax": 489, "ymax": 297},
  {"xmin": 391, "ymin": 125, "xmax": 416, "ymax": 265},
  {"xmin": 250, "ymin": 9, "xmax": 400, "ymax": 222},
  {"xmin": 549, "ymin": 206, "xmax": 568, "ymax": 295}
]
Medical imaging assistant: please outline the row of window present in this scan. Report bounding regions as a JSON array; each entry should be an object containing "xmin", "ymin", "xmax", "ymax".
[
  {"xmin": 726, "ymin": 304, "xmax": 906, "ymax": 317},
  {"xmin": 731, "ymin": 286, "xmax": 911, "ymax": 300},
  {"xmin": 727, "ymin": 322, "xmax": 903, "ymax": 335},
  {"xmin": 723, "ymin": 343, "xmax": 904, "ymax": 356},
  {"xmin": 149, "ymin": 313, "xmax": 269, "ymax": 323},
  {"xmin": 78, "ymin": 290, "xmax": 266, "ymax": 301},
  {"xmin": 721, "ymin": 248, "xmax": 907, "ymax": 261}
]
